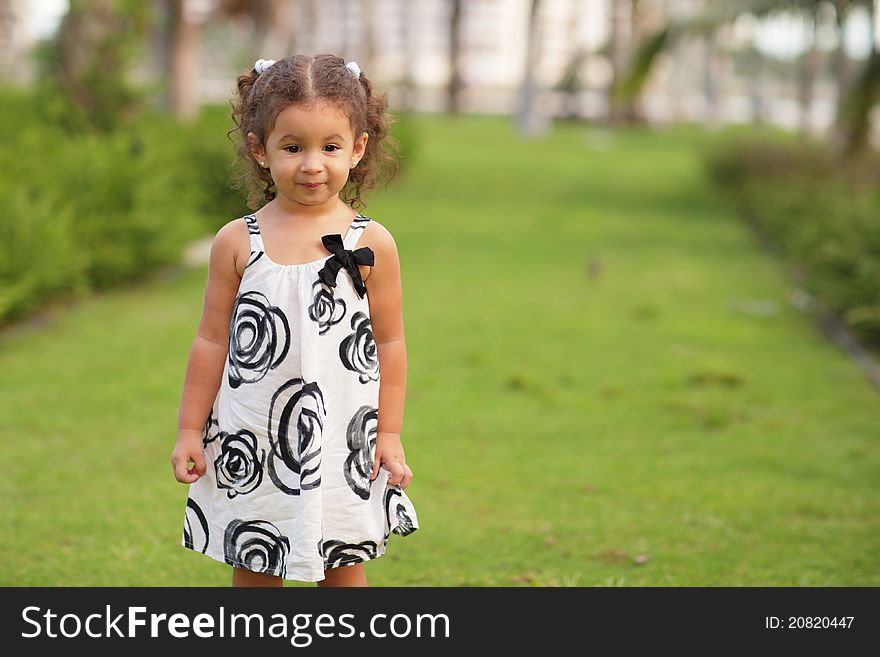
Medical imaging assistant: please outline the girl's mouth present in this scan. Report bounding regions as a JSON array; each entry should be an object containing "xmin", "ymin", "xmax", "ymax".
[{"xmin": 302, "ymin": 183, "xmax": 323, "ymax": 189}]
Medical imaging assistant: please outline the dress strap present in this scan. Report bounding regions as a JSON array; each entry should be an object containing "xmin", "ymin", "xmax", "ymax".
[
  {"xmin": 343, "ymin": 213, "xmax": 371, "ymax": 250},
  {"xmin": 246, "ymin": 213, "xmax": 367, "ymax": 253},
  {"xmin": 243, "ymin": 214, "xmax": 266, "ymax": 253}
]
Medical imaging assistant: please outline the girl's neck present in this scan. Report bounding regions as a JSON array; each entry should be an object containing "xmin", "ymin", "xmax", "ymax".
[{"xmin": 265, "ymin": 196, "xmax": 352, "ymax": 225}]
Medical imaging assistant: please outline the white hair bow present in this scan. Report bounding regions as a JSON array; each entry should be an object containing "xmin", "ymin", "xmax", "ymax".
[
  {"xmin": 345, "ymin": 61, "xmax": 361, "ymax": 78},
  {"xmin": 254, "ymin": 59, "xmax": 276, "ymax": 74}
]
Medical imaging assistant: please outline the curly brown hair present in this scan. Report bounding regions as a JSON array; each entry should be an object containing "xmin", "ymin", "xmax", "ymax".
[{"xmin": 227, "ymin": 53, "xmax": 400, "ymax": 211}]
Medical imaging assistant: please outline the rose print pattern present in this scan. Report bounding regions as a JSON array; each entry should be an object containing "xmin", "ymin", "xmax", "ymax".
[
  {"xmin": 308, "ymin": 279, "xmax": 347, "ymax": 335},
  {"xmin": 182, "ymin": 213, "xmax": 419, "ymax": 582},
  {"xmin": 227, "ymin": 290, "xmax": 291, "ymax": 389},
  {"xmin": 385, "ymin": 487, "xmax": 417, "ymax": 536},
  {"xmin": 339, "ymin": 311, "xmax": 380, "ymax": 384},
  {"xmin": 203, "ymin": 406, "xmax": 220, "ymax": 448},
  {"xmin": 214, "ymin": 430, "xmax": 266, "ymax": 498},
  {"xmin": 183, "ymin": 498, "xmax": 209, "ymax": 553},
  {"xmin": 343, "ymin": 405, "xmax": 378, "ymax": 500},
  {"xmin": 223, "ymin": 519, "xmax": 290, "ymax": 577},
  {"xmin": 266, "ymin": 378, "xmax": 325, "ymax": 495},
  {"xmin": 323, "ymin": 539, "xmax": 379, "ymax": 568}
]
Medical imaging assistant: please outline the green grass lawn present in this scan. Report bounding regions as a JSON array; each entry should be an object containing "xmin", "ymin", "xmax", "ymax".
[{"xmin": 1, "ymin": 113, "xmax": 877, "ymax": 586}]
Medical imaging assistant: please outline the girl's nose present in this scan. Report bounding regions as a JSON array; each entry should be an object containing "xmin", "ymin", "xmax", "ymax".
[{"xmin": 300, "ymin": 154, "xmax": 323, "ymax": 173}]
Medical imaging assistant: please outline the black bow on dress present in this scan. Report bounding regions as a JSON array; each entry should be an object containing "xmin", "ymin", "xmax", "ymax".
[{"xmin": 317, "ymin": 233, "xmax": 374, "ymax": 298}]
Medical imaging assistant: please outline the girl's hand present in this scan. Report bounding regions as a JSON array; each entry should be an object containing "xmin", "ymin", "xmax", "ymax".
[
  {"xmin": 171, "ymin": 429, "xmax": 207, "ymax": 484},
  {"xmin": 370, "ymin": 432, "xmax": 413, "ymax": 489}
]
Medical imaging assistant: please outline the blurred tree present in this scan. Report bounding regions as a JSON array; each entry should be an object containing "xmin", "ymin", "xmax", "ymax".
[
  {"xmin": 0, "ymin": 0, "xmax": 15, "ymax": 80},
  {"xmin": 620, "ymin": 0, "xmax": 880, "ymax": 152},
  {"xmin": 447, "ymin": 0, "xmax": 464, "ymax": 114},
  {"xmin": 834, "ymin": 0, "xmax": 880, "ymax": 154},
  {"xmin": 796, "ymin": 4, "xmax": 828, "ymax": 135},
  {"xmin": 608, "ymin": 0, "xmax": 645, "ymax": 123},
  {"xmin": 33, "ymin": 0, "xmax": 151, "ymax": 133},
  {"xmin": 363, "ymin": 0, "xmax": 379, "ymax": 82},
  {"xmin": 156, "ymin": 0, "xmax": 293, "ymax": 121},
  {"xmin": 745, "ymin": 41, "xmax": 768, "ymax": 123},
  {"xmin": 297, "ymin": 0, "xmax": 317, "ymax": 56},
  {"xmin": 553, "ymin": 0, "xmax": 588, "ymax": 120},
  {"xmin": 230, "ymin": 0, "xmax": 294, "ymax": 59},
  {"xmin": 517, "ymin": 0, "xmax": 550, "ymax": 136},
  {"xmin": 703, "ymin": 25, "xmax": 721, "ymax": 126},
  {"xmin": 831, "ymin": 0, "xmax": 854, "ymax": 94},
  {"xmin": 836, "ymin": 45, "xmax": 880, "ymax": 153},
  {"xmin": 163, "ymin": 0, "xmax": 200, "ymax": 121},
  {"xmin": 399, "ymin": 0, "xmax": 417, "ymax": 111},
  {"xmin": 555, "ymin": 48, "xmax": 589, "ymax": 121}
]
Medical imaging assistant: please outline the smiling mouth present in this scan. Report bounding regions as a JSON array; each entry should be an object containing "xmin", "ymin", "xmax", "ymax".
[{"xmin": 302, "ymin": 182, "xmax": 323, "ymax": 188}]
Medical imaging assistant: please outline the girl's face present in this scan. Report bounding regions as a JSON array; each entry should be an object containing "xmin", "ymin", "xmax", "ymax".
[{"xmin": 248, "ymin": 99, "xmax": 368, "ymax": 212}]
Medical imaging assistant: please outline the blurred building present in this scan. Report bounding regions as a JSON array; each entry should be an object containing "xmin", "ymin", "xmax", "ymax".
[
  {"xmin": 195, "ymin": 0, "xmax": 877, "ymax": 136},
  {"xmin": 3, "ymin": 0, "xmax": 880, "ymax": 137}
]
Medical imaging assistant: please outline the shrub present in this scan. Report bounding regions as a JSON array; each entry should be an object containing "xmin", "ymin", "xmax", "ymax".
[{"xmin": 704, "ymin": 133, "xmax": 880, "ymax": 348}]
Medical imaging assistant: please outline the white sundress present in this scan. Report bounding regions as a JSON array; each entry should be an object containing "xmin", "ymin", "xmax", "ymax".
[{"xmin": 181, "ymin": 212, "xmax": 419, "ymax": 581}]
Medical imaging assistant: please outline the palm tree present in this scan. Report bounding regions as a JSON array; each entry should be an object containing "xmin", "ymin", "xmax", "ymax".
[
  {"xmin": 618, "ymin": 0, "xmax": 873, "ymax": 140},
  {"xmin": 40, "ymin": 0, "xmax": 150, "ymax": 131},
  {"xmin": 165, "ymin": 0, "xmax": 200, "ymax": 121},
  {"xmin": 608, "ymin": 0, "xmax": 650, "ymax": 123},
  {"xmin": 447, "ymin": 0, "xmax": 464, "ymax": 114},
  {"xmin": 797, "ymin": 9, "xmax": 821, "ymax": 134},
  {"xmin": 400, "ymin": 0, "xmax": 417, "ymax": 111},
  {"xmin": 517, "ymin": 0, "xmax": 550, "ymax": 136},
  {"xmin": 0, "ymin": 0, "xmax": 16, "ymax": 81},
  {"xmin": 362, "ymin": 0, "xmax": 379, "ymax": 81},
  {"xmin": 555, "ymin": 0, "xmax": 587, "ymax": 120},
  {"xmin": 159, "ymin": 0, "xmax": 296, "ymax": 121},
  {"xmin": 834, "ymin": 0, "xmax": 880, "ymax": 154}
]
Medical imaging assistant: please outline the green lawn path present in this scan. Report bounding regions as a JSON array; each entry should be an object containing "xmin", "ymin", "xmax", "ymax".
[{"xmin": 1, "ymin": 114, "xmax": 877, "ymax": 586}]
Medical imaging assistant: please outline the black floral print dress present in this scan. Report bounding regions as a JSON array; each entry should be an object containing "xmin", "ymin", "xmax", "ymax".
[{"xmin": 181, "ymin": 213, "xmax": 419, "ymax": 581}]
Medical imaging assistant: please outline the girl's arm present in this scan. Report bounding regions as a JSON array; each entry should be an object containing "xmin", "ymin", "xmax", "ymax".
[
  {"xmin": 364, "ymin": 222, "xmax": 413, "ymax": 489},
  {"xmin": 171, "ymin": 220, "xmax": 243, "ymax": 484}
]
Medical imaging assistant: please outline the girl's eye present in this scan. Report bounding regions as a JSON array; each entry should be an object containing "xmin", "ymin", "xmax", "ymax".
[{"xmin": 283, "ymin": 145, "xmax": 340, "ymax": 153}]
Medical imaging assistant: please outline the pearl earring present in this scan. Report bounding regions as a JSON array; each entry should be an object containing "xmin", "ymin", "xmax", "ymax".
[{"xmin": 260, "ymin": 161, "xmax": 266, "ymax": 167}]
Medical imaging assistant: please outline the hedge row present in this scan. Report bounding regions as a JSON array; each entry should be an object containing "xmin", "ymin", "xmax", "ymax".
[
  {"xmin": 0, "ymin": 86, "xmax": 415, "ymax": 329},
  {"xmin": 704, "ymin": 130, "xmax": 880, "ymax": 349},
  {"xmin": 0, "ymin": 88, "xmax": 244, "ymax": 327}
]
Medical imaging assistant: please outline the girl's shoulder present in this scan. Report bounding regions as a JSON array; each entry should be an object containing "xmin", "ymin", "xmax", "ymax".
[
  {"xmin": 212, "ymin": 216, "xmax": 251, "ymax": 279},
  {"xmin": 357, "ymin": 216, "xmax": 397, "ymax": 254},
  {"xmin": 356, "ymin": 216, "xmax": 402, "ymax": 286}
]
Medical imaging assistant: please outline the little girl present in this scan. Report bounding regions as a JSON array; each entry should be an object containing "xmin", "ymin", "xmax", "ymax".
[{"xmin": 171, "ymin": 54, "xmax": 419, "ymax": 588}]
